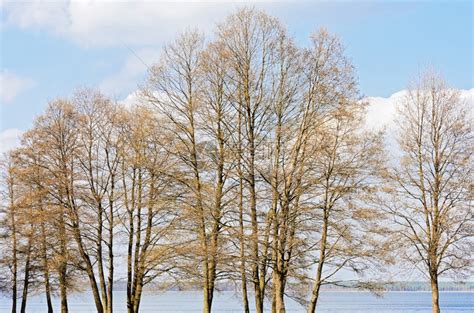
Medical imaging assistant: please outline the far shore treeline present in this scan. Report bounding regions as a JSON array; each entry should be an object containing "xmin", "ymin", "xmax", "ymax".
[
  {"xmin": 69, "ymin": 280, "xmax": 474, "ymax": 292},
  {"xmin": 0, "ymin": 8, "xmax": 472, "ymax": 313}
]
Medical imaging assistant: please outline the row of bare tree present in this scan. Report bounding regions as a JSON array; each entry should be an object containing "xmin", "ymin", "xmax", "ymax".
[{"xmin": 1, "ymin": 8, "xmax": 472, "ymax": 313}]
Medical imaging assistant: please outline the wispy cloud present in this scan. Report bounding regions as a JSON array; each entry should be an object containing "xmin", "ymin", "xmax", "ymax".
[
  {"xmin": 99, "ymin": 48, "xmax": 160, "ymax": 97},
  {"xmin": 2, "ymin": 0, "xmax": 236, "ymax": 48},
  {"xmin": 0, "ymin": 128, "xmax": 23, "ymax": 154},
  {"xmin": 0, "ymin": 70, "xmax": 35, "ymax": 104}
]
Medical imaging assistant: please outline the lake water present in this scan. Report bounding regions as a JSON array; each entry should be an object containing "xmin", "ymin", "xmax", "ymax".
[{"xmin": 1, "ymin": 291, "xmax": 472, "ymax": 312}]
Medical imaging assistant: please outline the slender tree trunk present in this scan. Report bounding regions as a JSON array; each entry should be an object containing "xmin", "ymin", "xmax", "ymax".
[
  {"xmin": 97, "ymin": 203, "xmax": 108, "ymax": 312},
  {"xmin": 198, "ymin": 172, "xmax": 210, "ymax": 313},
  {"xmin": 247, "ymin": 115, "xmax": 263, "ymax": 313},
  {"xmin": 44, "ymin": 265, "xmax": 54, "ymax": 313},
  {"xmin": 132, "ymin": 243, "xmax": 148, "ymax": 313},
  {"xmin": 187, "ymin": 114, "xmax": 210, "ymax": 313},
  {"xmin": 127, "ymin": 209, "xmax": 134, "ymax": 313},
  {"xmin": 250, "ymin": 172, "xmax": 263, "ymax": 313},
  {"xmin": 239, "ymin": 243, "xmax": 250, "ymax": 313},
  {"xmin": 59, "ymin": 264, "xmax": 68, "ymax": 313},
  {"xmin": 127, "ymin": 204, "xmax": 134, "ymax": 313},
  {"xmin": 107, "ymin": 233, "xmax": 114, "ymax": 313},
  {"xmin": 271, "ymin": 114, "xmax": 283, "ymax": 313},
  {"xmin": 133, "ymin": 176, "xmax": 156, "ymax": 313},
  {"xmin": 131, "ymin": 249, "xmax": 147, "ymax": 313},
  {"xmin": 19, "ymin": 233, "xmax": 32, "ymax": 313},
  {"xmin": 237, "ymin": 108, "xmax": 250, "ymax": 313},
  {"xmin": 71, "ymin": 221, "xmax": 104, "ymax": 313},
  {"xmin": 207, "ymin": 231, "xmax": 218, "ymax": 313},
  {"xmin": 259, "ymin": 207, "xmax": 273, "ymax": 308},
  {"xmin": 307, "ymin": 208, "xmax": 329, "ymax": 313},
  {"xmin": 131, "ymin": 170, "xmax": 143, "ymax": 313},
  {"xmin": 274, "ymin": 272, "xmax": 286, "ymax": 313},
  {"xmin": 133, "ymin": 281, "xmax": 144, "ymax": 313},
  {"xmin": 238, "ymin": 196, "xmax": 250, "ymax": 313},
  {"xmin": 205, "ymin": 107, "xmax": 225, "ymax": 313},
  {"xmin": 430, "ymin": 271, "xmax": 440, "ymax": 313},
  {"xmin": 107, "ymin": 175, "xmax": 115, "ymax": 313},
  {"xmin": 11, "ymin": 253, "xmax": 18, "ymax": 313},
  {"xmin": 58, "ymin": 208, "xmax": 69, "ymax": 313},
  {"xmin": 67, "ymin": 193, "xmax": 104, "ymax": 313},
  {"xmin": 273, "ymin": 196, "xmax": 287, "ymax": 313},
  {"xmin": 10, "ymin": 203, "xmax": 18, "ymax": 313},
  {"xmin": 238, "ymin": 178, "xmax": 250, "ymax": 313},
  {"xmin": 126, "ymin": 170, "xmax": 136, "ymax": 313},
  {"xmin": 193, "ymin": 153, "xmax": 210, "ymax": 313},
  {"xmin": 272, "ymin": 214, "xmax": 286, "ymax": 313},
  {"xmin": 40, "ymin": 222, "xmax": 53, "ymax": 313},
  {"xmin": 64, "ymin": 159, "xmax": 103, "ymax": 313}
]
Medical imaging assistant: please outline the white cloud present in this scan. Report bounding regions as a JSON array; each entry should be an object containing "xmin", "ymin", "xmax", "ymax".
[
  {"xmin": 2, "ymin": 0, "xmax": 234, "ymax": 48},
  {"xmin": 118, "ymin": 90, "xmax": 142, "ymax": 109},
  {"xmin": 459, "ymin": 88, "xmax": 474, "ymax": 107},
  {"xmin": 3, "ymin": 0, "xmax": 70, "ymax": 32},
  {"xmin": 363, "ymin": 88, "xmax": 473, "ymax": 156},
  {"xmin": 0, "ymin": 70, "xmax": 35, "ymax": 104},
  {"xmin": 0, "ymin": 128, "xmax": 23, "ymax": 154},
  {"xmin": 364, "ymin": 88, "xmax": 474, "ymax": 132},
  {"xmin": 364, "ymin": 90, "xmax": 406, "ymax": 131}
]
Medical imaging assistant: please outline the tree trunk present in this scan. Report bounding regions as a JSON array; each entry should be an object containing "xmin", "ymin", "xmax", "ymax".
[
  {"xmin": 20, "ymin": 233, "xmax": 32, "ymax": 313},
  {"xmin": 107, "ymin": 178, "xmax": 115, "ymax": 313},
  {"xmin": 97, "ymin": 203, "xmax": 108, "ymax": 312},
  {"xmin": 430, "ymin": 272, "xmax": 440, "ymax": 313},
  {"xmin": 206, "ymin": 255, "xmax": 216, "ymax": 313},
  {"xmin": 126, "ymin": 198, "xmax": 135, "ymax": 313},
  {"xmin": 307, "ymin": 208, "xmax": 329, "ymax": 313},
  {"xmin": 133, "ymin": 280, "xmax": 144, "ymax": 313},
  {"xmin": 58, "ymin": 210, "xmax": 69, "ymax": 313},
  {"xmin": 237, "ymin": 107, "xmax": 250, "ymax": 313},
  {"xmin": 274, "ymin": 272, "xmax": 286, "ymax": 313},
  {"xmin": 126, "ymin": 168, "xmax": 136, "ymax": 313},
  {"xmin": 12, "ymin": 269, "xmax": 17, "ymax": 313},
  {"xmin": 107, "ymin": 233, "xmax": 114, "ymax": 313},
  {"xmin": 239, "ymin": 179, "xmax": 250, "ymax": 313},
  {"xmin": 59, "ymin": 267, "xmax": 68, "ymax": 313},
  {"xmin": 188, "ymin": 119, "xmax": 210, "ymax": 313},
  {"xmin": 205, "ymin": 110, "xmax": 225, "ymax": 313},
  {"xmin": 10, "ymin": 205, "xmax": 18, "ymax": 313},
  {"xmin": 41, "ymin": 223, "xmax": 54, "ymax": 313},
  {"xmin": 247, "ymin": 118, "xmax": 263, "ymax": 313},
  {"xmin": 133, "ymin": 181, "xmax": 156, "ymax": 313},
  {"xmin": 65, "ymin": 170, "xmax": 104, "ymax": 313},
  {"xmin": 71, "ymin": 219, "xmax": 104, "ymax": 313},
  {"xmin": 131, "ymin": 171, "xmax": 143, "ymax": 308}
]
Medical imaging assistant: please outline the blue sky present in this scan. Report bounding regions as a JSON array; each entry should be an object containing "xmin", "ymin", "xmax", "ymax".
[{"xmin": 0, "ymin": 0, "xmax": 473, "ymax": 145}]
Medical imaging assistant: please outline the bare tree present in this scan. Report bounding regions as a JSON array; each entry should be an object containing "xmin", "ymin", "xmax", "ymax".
[
  {"xmin": 382, "ymin": 70, "xmax": 473, "ymax": 313},
  {"xmin": 26, "ymin": 100, "xmax": 103, "ymax": 313},
  {"xmin": 1, "ymin": 149, "xmax": 59, "ymax": 313},
  {"xmin": 13, "ymin": 146, "xmax": 57, "ymax": 313},
  {"xmin": 0, "ymin": 156, "xmax": 20, "ymax": 313},
  {"xmin": 300, "ymin": 29, "xmax": 385, "ymax": 313},
  {"xmin": 199, "ymin": 39, "xmax": 236, "ymax": 312},
  {"xmin": 119, "ymin": 106, "xmax": 179, "ymax": 313},
  {"xmin": 216, "ymin": 9, "xmax": 287, "ymax": 312},
  {"xmin": 74, "ymin": 89, "xmax": 123, "ymax": 313},
  {"xmin": 263, "ymin": 29, "xmax": 305, "ymax": 313},
  {"xmin": 2, "ymin": 9, "xmax": 465, "ymax": 313},
  {"xmin": 143, "ymin": 29, "xmax": 234, "ymax": 313}
]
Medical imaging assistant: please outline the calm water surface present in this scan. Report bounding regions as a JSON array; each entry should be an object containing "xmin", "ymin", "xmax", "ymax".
[{"xmin": 1, "ymin": 291, "xmax": 472, "ymax": 312}]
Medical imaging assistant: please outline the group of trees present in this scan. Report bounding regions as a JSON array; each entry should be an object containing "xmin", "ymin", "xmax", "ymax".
[{"xmin": 0, "ymin": 9, "xmax": 472, "ymax": 313}]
